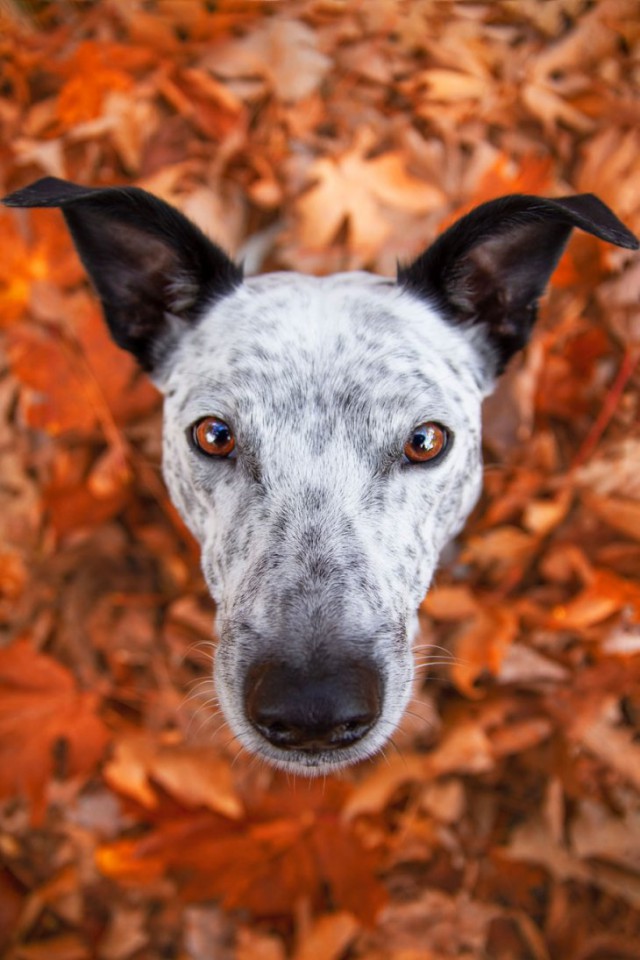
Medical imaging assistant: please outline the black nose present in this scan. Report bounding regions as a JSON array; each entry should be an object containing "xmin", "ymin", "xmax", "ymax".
[{"xmin": 245, "ymin": 660, "xmax": 382, "ymax": 752}]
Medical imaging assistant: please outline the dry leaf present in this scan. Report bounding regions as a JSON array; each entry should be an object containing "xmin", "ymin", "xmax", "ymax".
[
  {"xmin": 2, "ymin": 0, "xmax": 640, "ymax": 954},
  {"xmin": 297, "ymin": 131, "xmax": 444, "ymax": 253},
  {"xmin": 293, "ymin": 912, "xmax": 359, "ymax": 960},
  {"xmin": 104, "ymin": 734, "xmax": 243, "ymax": 819},
  {"xmin": 205, "ymin": 20, "xmax": 330, "ymax": 102},
  {"xmin": 0, "ymin": 640, "xmax": 110, "ymax": 820},
  {"xmin": 580, "ymin": 489, "xmax": 640, "ymax": 543},
  {"xmin": 451, "ymin": 606, "xmax": 519, "ymax": 697}
]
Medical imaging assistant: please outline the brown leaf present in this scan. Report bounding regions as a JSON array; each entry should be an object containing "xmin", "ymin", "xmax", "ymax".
[
  {"xmin": 572, "ymin": 798, "xmax": 640, "ymax": 872},
  {"xmin": 502, "ymin": 815, "xmax": 640, "ymax": 908},
  {"xmin": 236, "ymin": 927, "xmax": 286, "ymax": 960},
  {"xmin": 7, "ymin": 933, "xmax": 90, "ymax": 960},
  {"xmin": 571, "ymin": 695, "xmax": 640, "ymax": 793},
  {"xmin": 420, "ymin": 584, "xmax": 480, "ymax": 621},
  {"xmin": 342, "ymin": 755, "xmax": 424, "ymax": 819},
  {"xmin": 581, "ymin": 489, "xmax": 640, "ymax": 543}
]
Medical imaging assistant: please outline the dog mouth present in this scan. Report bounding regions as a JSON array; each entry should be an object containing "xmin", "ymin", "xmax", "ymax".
[{"xmin": 240, "ymin": 723, "xmax": 389, "ymax": 776}]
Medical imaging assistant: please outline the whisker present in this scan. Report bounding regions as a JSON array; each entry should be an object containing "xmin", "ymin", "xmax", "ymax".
[{"xmin": 412, "ymin": 643, "xmax": 454, "ymax": 655}]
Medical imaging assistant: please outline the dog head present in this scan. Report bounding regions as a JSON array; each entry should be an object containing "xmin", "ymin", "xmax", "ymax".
[{"xmin": 5, "ymin": 179, "xmax": 637, "ymax": 773}]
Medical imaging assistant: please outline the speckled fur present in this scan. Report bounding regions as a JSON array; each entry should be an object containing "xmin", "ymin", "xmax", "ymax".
[{"xmin": 154, "ymin": 272, "xmax": 494, "ymax": 773}]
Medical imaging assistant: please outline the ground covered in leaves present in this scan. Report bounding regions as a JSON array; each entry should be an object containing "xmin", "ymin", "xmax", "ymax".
[{"xmin": 1, "ymin": 1, "xmax": 640, "ymax": 958}]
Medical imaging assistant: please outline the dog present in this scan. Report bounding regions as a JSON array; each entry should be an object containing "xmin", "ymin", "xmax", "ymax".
[{"xmin": 4, "ymin": 178, "xmax": 637, "ymax": 774}]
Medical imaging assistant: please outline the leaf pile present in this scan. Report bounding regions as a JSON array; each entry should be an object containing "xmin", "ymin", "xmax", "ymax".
[{"xmin": 1, "ymin": 2, "xmax": 640, "ymax": 958}]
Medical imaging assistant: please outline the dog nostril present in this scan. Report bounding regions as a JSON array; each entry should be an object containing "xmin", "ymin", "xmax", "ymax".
[{"xmin": 245, "ymin": 660, "xmax": 382, "ymax": 752}]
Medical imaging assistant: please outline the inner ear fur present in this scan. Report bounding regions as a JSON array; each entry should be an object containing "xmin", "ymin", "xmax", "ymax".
[
  {"xmin": 398, "ymin": 193, "xmax": 638, "ymax": 373},
  {"xmin": 2, "ymin": 177, "xmax": 243, "ymax": 371}
]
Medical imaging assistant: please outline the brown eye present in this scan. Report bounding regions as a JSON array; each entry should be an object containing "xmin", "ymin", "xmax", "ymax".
[
  {"xmin": 404, "ymin": 422, "xmax": 449, "ymax": 464},
  {"xmin": 191, "ymin": 417, "xmax": 235, "ymax": 457}
]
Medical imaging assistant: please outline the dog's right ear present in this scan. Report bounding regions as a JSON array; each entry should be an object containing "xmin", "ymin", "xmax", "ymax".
[{"xmin": 2, "ymin": 177, "xmax": 243, "ymax": 372}]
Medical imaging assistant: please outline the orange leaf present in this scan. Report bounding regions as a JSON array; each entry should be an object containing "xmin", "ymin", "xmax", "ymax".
[
  {"xmin": 0, "ymin": 210, "xmax": 80, "ymax": 326},
  {"xmin": 0, "ymin": 640, "xmax": 110, "ymax": 821},
  {"xmin": 8, "ymin": 324, "xmax": 99, "ymax": 436},
  {"xmin": 551, "ymin": 570, "xmax": 640, "ymax": 630},
  {"xmin": 98, "ymin": 808, "xmax": 386, "ymax": 922},
  {"xmin": 8, "ymin": 296, "xmax": 158, "ymax": 440},
  {"xmin": 55, "ymin": 42, "xmax": 147, "ymax": 127},
  {"xmin": 103, "ymin": 734, "xmax": 243, "ymax": 819},
  {"xmin": 452, "ymin": 606, "xmax": 519, "ymax": 697},
  {"xmin": 293, "ymin": 912, "xmax": 359, "ymax": 960}
]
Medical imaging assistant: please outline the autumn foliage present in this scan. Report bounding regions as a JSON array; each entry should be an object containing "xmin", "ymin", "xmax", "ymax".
[{"xmin": 1, "ymin": 1, "xmax": 640, "ymax": 958}]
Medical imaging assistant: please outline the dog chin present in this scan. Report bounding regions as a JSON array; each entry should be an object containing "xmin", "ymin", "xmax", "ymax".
[{"xmin": 240, "ymin": 733, "xmax": 387, "ymax": 777}]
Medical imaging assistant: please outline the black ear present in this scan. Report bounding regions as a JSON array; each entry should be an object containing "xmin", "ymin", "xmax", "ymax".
[
  {"xmin": 2, "ymin": 177, "xmax": 243, "ymax": 371},
  {"xmin": 398, "ymin": 194, "xmax": 638, "ymax": 374}
]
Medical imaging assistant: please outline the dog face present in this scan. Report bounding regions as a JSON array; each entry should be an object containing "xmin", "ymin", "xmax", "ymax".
[
  {"xmin": 160, "ymin": 272, "xmax": 489, "ymax": 770},
  {"xmin": 4, "ymin": 179, "xmax": 637, "ymax": 773}
]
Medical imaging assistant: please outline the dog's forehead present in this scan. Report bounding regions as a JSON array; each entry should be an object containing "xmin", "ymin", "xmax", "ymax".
[{"xmin": 164, "ymin": 271, "xmax": 488, "ymax": 416}]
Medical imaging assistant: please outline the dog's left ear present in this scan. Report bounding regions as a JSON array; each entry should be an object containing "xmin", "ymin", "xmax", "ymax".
[
  {"xmin": 2, "ymin": 177, "xmax": 243, "ymax": 372},
  {"xmin": 398, "ymin": 194, "xmax": 638, "ymax": 373}
]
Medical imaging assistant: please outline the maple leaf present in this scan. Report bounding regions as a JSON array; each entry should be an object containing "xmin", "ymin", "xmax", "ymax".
[
  {"xmin": 204, "ymin": 19, "xmax": 330, "ymax": 102},
  {"xmin": 0, "ymin": 640, "xmax": 110, "ymax": 821},
  {"xmin": 98, "ymin": 805, "xmax": 386, "ymax": 923},
  {"xmin": 297, "ymin": 131, "xmax": 445, "ymax": 254}
]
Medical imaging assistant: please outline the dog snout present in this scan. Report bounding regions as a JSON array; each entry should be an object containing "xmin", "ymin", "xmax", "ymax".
[{"xmin": 244, "ymin": 659, "xmax": 383, "ymax": 752}]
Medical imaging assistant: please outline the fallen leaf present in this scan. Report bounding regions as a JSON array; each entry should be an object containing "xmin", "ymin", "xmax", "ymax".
[
  {"xmin": 572, "ymin": 798, "xmax": 640, "ymax": 872},
  {"xmin": 501, "ymin": 815, "xmax": 640, "ymax": 908},
  {"xmin": 451, "ymin": 606, "xmax": 519, "ymax": 697},
  {"xmin": 293, "ymin": 912, "xmax": 359, "ymax": 960},
  {"xmin": 0, "ymin": 640, "xmax": 110, "ymax": 821},
  {"xmin": 581, "ymin": 489, "xmax": 640, "ymax": 543},
  {"xmin": 424, "ymin": 721, "xmax": 494, "ymax": 778},
  {"xmin": 104, "ymin": 733, "xmax": 243, "ymax": 819},
  {"xmin": 551, "ymin": 569, "xmax": 640, "ymax": 629},
  {"xmin": 571, "ymin": 696, "xmax": 640, "ymax": 793},
  {"xmin": 98, "ymin": 807, "xmax": 386, "ymax": 922},
  {"xmin": 205, "ymin": 20, "xmax": 330, "ymax": 102},
  {"xmin": 297, "ymin": 131, "xmax": 444, "ymax": 253}
]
